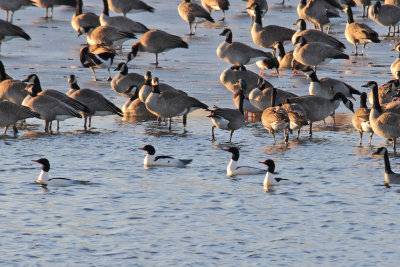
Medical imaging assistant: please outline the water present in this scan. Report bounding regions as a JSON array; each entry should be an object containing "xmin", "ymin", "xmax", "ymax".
[{"xmin": 1, "ymin": 0, "xmax": 400, "ymax": 265}]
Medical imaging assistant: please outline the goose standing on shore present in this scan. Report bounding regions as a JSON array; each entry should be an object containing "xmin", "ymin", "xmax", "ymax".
[
  {"xmin": 201, "ymin": 0, "xmax": 230, "ymax": 21},
  {"xmin": 373, "ymin": 147, "xmax": 400, "ymax": 185},
  {"xmin": 246, "ymin": 0, "xmax": 268, "ymax": 21},
  {"xmin": 78, "ymin": 25, "xmax": 136, "ymax": 48},
  {"xmin": 67, "ymin": 75, "xmax": 123, "ymax": 130},
  {"xmin": 352, "ymin": 92, "xmax": 373, "ymax": 145},
  {"xmin": 224, "ymin": 147, "xmax": 264, "ymax": 177},
  {"xmin": 344, "ymin": 6, "xmax": 380, "ymax": 56},
  {"xmin": 0, "ymin": 19, "xmax": 31, "ymax": 52},
  {"xmin": 369, "ymin": 1, "xmax": 400, "ymax": 37},
  {"xmin": 0, "ymin": 101, "xmax": 40, "ymax": 134},
  {"xmin": 0, "ymin": 0, "xmax": 31, "ymax": 23},
  {"xmin": 127, "ymin": 30, "xmax": 189, "ymax": 66},
  {"xmin": 178, "ymin": 0, "xmax": 214, "ymax": 36},
  {"xmin": 71, "ymin": 0, "xmax": 100, "ymax": 34},
  {"xmin": 107, "ymin": 0, "xmax": 154, "ymax": 16},
  {"xmin": 31, "ymin": 0, "xmax": 77, "ymax": 19},
  {"xmin": 80, "ymin": 44, "xmax": 115, "ymax": 81},
  {"xmin": 145, "ymin": 77, "xmax": 208, "ymax": 131}
]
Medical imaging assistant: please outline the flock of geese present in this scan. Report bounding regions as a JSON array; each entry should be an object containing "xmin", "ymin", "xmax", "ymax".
[{"xmin": 1, "ymin": 0, "xmax": 400, "ymax": 187}]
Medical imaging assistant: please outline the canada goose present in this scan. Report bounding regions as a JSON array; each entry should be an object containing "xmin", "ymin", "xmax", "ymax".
[
  {"xmin": 31, "ymin": 0, "xmax": 77, "ymax": 19},
  {"xmin": 138, "ymin": 71, "xmax": 185, "ymax": 103},
  {"xmin": 78, "ymin": 25, "xmax": 136, "ymax": 48},
  {"xmin": 0, "ymin": 61, "xmax": 27, "ymax": 104},
  {"xmin": 0, "ymin": 19, "xmax": 31, "ymax": 52},
  {"xmin": 355, "ymin": 0, "xmax": 371, "ymax": 17},
  {"xmin": 304, "ymin": 68, "xmax": 361, "ymax": 101},
  {"xmin": 261, "ymin": 87, "xmax": 290, "ymax": 145},
  {"xmin": 363, "ymin": 81, "xmax": 400, "ymax": 151},
  {"xmin": 220, "ymin": 66, "xmax": 272, "ymax": 94},
  {"xmin": 272, "ymin": 41, "xmax": 305, "ymax": 73},
  {"xmin": 23, "ymin": 84, "xmax": 82, "ymax": 133},
  {"xmin": 281, "ymin": 102, "xmax": 309, "ymax": 139},
  {"xmin": 232, "ymin": 79, "xmax": 261, "ymax": 115},
  {"xmin": 292, "ymin": 19, "xmax": 346, "ymax": 51},
  {"xmin": 207, "ymin": 87, "xmax": 245, "ymax": 142},
  {"xmin": 178, "ymin": 0, "xmax": 214, "ymax": 36},
  {"xmin": 369, "ymin": 1, "xmax": 400, "ymax": 37},
  {"xmin": 0, "ymin": 101, "xmax": 40, "ymax": 134},
  {"xmin": 122, "ymin": 85, "xmax": 156, "ymax": 119},
  {"xmin": 293, "ymin": 36, "xmax": 349, "ymax": 72},
  {"xmin": 22, "ymin": 73, "xmax": 89, "ymax": 131},
  {"xmin": 391, "ymin": 43, "xmax": 400, "ymax": 78},
  {"xmin": 352, "ymin": 92, "xmax": 374, "ymax": 145},
  {"xmin": 217, "ymin": 28, "xmax": 271, "ymax": 68},
  {"xmin": 224, "ymin": 147, "xmax": 264, "ymax": 177},
  {"xmin": 67, "ymin": 75, "xmax": 123, "ymax": 130},
  {"xmin": 71, "ymin": 0, "xmax": 100, "ymax": 34},
  {"xmin": 367, "ymin": 79, "xmax": 400, "ymax": 106},
  {"xmin": 100, "ymin": 0, "xmax": 148, "ymax": 35},
  {"xmin": 111, "ymin": 62, "xmax": 144, "ymax": 97},
  {"xmin": 32, "ymin": 158, "xmax": 89, "ymax": 187},
  {"xmin": 139, "ymin": 145, "xmax": 192, "ymax": 168},
  {"xmin": 80, "ymin": 44, "xmax": 115, "ymax": 81},
  {"xmin": 284, "ymin": 93, "xmax": 354, "ymax": 135},
  {"xmin": 297, "ymin": 0, "xmax": 335, "ymax": 33},
  {"xmin": 372, "ymin": 147, "xmax": 400, "ymax": 185},
  {"xmin": 0, "ymin": 0, "xmax": 31, "ymax": 23},
  {"xmin": 344, "ymin": 6, "xmax": 380, "ymax": 56},
  {"xmin": 127, "ymin": 29, "xmax": 189, "ymax": 66},
  {"xmin": 260, "ymin": 159, "xmax": 288, "ymax": 187},
  {"xmin": 249, "ymin": 79, "xmax": 297, "ymax": 111},
  {"xmin": 107, "ymin": 0, "xmax": 154, "ymax": 16},
  {"xmin": 249, "ymin": 3, "xmax": 295, "ymax": 51},
  {"xmin": 146, "ymin": 77, "xmax": 208, "ymax": 130},
  {"xmin": 246, "ymin": 0, "xmax": 268, "ymax": 21},
  {"xmin": 201, "ymin": 0, "xmax": 229, "ymax": 21}
]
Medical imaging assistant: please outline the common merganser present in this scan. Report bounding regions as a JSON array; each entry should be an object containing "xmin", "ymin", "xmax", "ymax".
[
  {"xmin": 32, "ymin": 158, "xmax": 89, "ymax": 186},
  {"xmin": 260, "ymin": 159, "xmax": 288, "ymax": 187},
  {"xmin": 139, "ymin": 145, "xmax": 192, "ymax": 168},
  {"xmin": 224, "ymin": 147, "xmax": 264, "ymax": 177}
]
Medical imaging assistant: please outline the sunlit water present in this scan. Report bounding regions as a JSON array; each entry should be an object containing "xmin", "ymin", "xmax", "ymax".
[{"xmin": 1, "ymin": 0, "xmax": 400, "ymax": 265}]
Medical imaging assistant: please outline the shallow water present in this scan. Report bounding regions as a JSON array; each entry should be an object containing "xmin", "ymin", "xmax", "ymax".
[{"xmin": 1, "ymin": 0, "xmax": 400, "ymax": 265}]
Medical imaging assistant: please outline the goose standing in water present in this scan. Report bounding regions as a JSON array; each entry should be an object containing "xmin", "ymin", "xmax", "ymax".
[
  {"xmin": 217, "ymin": 28, "xmax": 272, "ymax": 69},
  {"xmin": 373, "ymin": 147, "xmax": 400, "ymax": 185},
  {"xmin": 138, "ymin": 71, "xmax": 184, "ymax": 103},
  {"xmin": 122, "ymin": 85, "xmax": 156, "ymax": 119},
  {"xmin": 363, "ymin": 81, "xmax": 400, "ymax": 151},
  {"xmin": 352, "ymin": 92, "xmax": 374, "ymax": 145},
  {"xmin": 367, "ymin": 79, "xmax": 400, "ymax": 106},
  {"xmin": 127, "ymin": 29, "xmax": 189, "ymax": 66},
  {"xmin": 224, "ymin": 147, "xmax": 264, "ymax": 177},
  {"xmin": 145, "ymin": 77, "xmax": 208, "ymax": 131},
  {"xmin": 139, "ymin": 145, "xmax": 192, "ymax": 168},
  {"xmin": 261, "ymin": 87, "xmax": 290, "ymax": 145},
  {"xmin": 355, "ymin": 0, "xmax": 371, "ymax": 18},
  {"xmin": 232, "ymin": 79, "xmax": 261, "ymax": 118},
  {"xmin": 0, "ymin": 61, "xmax": 27, "ymax": 104},
  {"xmin": 272, "ymin": 41, "xmax": 305, "ymax": 73},
  {"xmin": 208, "ymin": 86, "xmax": 245, "ymax": 142},
  {"xmin": 284, "ymin": 93, "xmax": 354, "ymax": 135},
  {"xmin": 344, "ymin": 6, "xmax": 380, "ymax": 56},
  {"xmin": 80, "ymin": 44, "xmax": 115, "ymax": 81},
  {"xmin": 293, "ymin": 36, "xmax": 349, "ymax": 72},
  {"xmin": 201, "ymin": 0, "xmax": 230, "ymax": 21},
  {"xmin": 67, "ymin": 75, "xmax": 123, "ymax": 130},
  {"xmin": 111, "ymin": 62, "xmax": 144, "ymax": 97},
  {"xmin": 260, "ymin": 159, "xmax": 288, "ymax": 188},
  {"xmin": 369, "ymin": 1, "xmax": 400, "ymax": 37},
  {"xmin": 178, "ymin": 0, "xmax": 214, "ymax": 36},
  {"xmin": 0, "ymin": 101, "xmax": 40, "ymax": 134},
  {"xmin": 281, "ymin": 102, "xmax": 309, "ymax": 140}
]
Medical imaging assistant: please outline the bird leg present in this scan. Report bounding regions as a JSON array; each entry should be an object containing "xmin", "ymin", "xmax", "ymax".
[
  {"xmin": 194, "ymin": 23, "xmax": 198, "ymax": 35},
  {"xmin": 3, "ymin": 126, "xmax": 7, "ymax": 134},
  {"xmin": 50, "ymin": 7, "xmax": 54, "ymax": 19},
  {"xmin": 361, "ymin": 44, "xmax": 366, "ymax": 56},
  {"xmin": 84, "ymin": 116, "xmax": 88, "ymax": 130},
  {"xmin": 284, "ymin": 128, "xmax": 289, "ymax": 145},
  {"xmin": 220, "ymin": 11, "xmax": 226, "ymax": 21},
  {"xmin": 369, "ymin": 133, "xmax": 373, "ymax": 145},
  {"xmin": 90, "ymin": 67, "xmax": 97, "ymax": 81},
  {"xmin": 88, "ymin": 117, "xmax": 92, "ymax": 128},
  {"xmin": 56, "ymin": 120, "xmax": 60, "ymax": 131},
  {"xmin": 183, "ymin": 115, "xmax": 187, "ymax": 126},
  {"xmin": 387, "ymin": 26, "xmax": 392, "ymax": 37},
  {"xmin": 229, "ymin": 130, "xmax": 234, "ymax": 142},
  {"xmin": 155, "ymin": 53, "xmax": 159, "ymax": 66},
  {"xmin": 359, "ymin": 131, "xmax": 363, "ymax": 146},
  {"xmin": 189, "ymin": 23, "xmax": 193, "ymax": 36},
  {"xmin": 271, "ymin": 131, "xmax": 276, "ymax": 145},
  {"xmin": 168, "ymin": 117, "xmax": 172, "ymax": 131},
  {"xmin": 297, "ymin": 128, "xmax": 301, "ymax": 140},
  {"xmin": 393, "ymin": 138, "xmax": 397, "ymax": 152},
  {"xmin": 12, "ymin": 124, "xmax": 18, "ymax": 134},
  {"xmin": 107, "ymin": 68, "xmax": 112, "ymax": 81},
  {"xmin": 354, "ymin": 44, "xmax": 358, "ymax": 56},
  {"xmin": 309, "ymin": 122, "xmax": 313, "ymax": 135},
  {"xmin": 211, "ymin": 125, "xmax": 216, "ymax": 141}
]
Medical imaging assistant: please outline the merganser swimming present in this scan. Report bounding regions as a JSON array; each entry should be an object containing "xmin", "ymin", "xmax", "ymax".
[
  {"xmin": 224, "ymin": 147, "xmax": 264, "ymax": 177},
  {"xmin": 260, "ymin": 159, "xmax": 288, "ymax": 187},
  {"xmin": 139, "ymin": 145, "xmax": 192, "ymax": 168},
  {"xmin": 32, "ymin": 158, "xmax": 89, "ymax": 186}
]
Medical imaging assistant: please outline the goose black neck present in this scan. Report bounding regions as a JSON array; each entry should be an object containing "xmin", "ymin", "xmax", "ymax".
[
  {"xmin": 145, "ymin": 77, "xmax": 151, "ymax": 86},
  {"xmin": 254, "ymin": 5, "xmax": 262, "ymax": 25},
  {"xmin": 102, "ymin": 0, "xmax": 109, "ymax": 16},
  {"xmin": 238, "ymin": 91, "xmax": 245, "ymax": 115},
  {"xmin": 300, "ymin": 0, "xmax": 307, "ymax": 6},
  {"xmin": 276, "ymin": 43, "xmax": 286, "ymax": 58},
  {"xmin": 308, "ymin": 71, "xmax": 319, "ymax": 82},
  {"xmin": 271, "ymin": 88, "xmax": 277, "ymax": 107},
  {"xmin": 372, "ymin": 85, "xmax": 382, "ymax": 113},
  {"xmin": 360, "ymin": 93, "xmax": 367, "ymax": 109},
  {"xmin": 383, "ymin": 150, "xmax": 393, "ymax": 174},
  {"xmin": 152, "ymin": 84, "xmax": 160, "ymax": 94},
  {"xmin": 0, "ymin": 61, "xmax": 6, "ymax": 81},
  {"xmin": 225, "ymin": 31, "xmax": 232, "ymax": 43},
  {"xmin": 120, "ymin": 64, "xmax": 128, "ymax": 75},
  {"xmin": 71, "ymin": 81, "xmax": 80, "ymax": 90},
  {"xmin": 346, "ymin": 7, "xmax": 354, "ymax": 24},
  {"xmin": 299, "ymin": 19, "xmax": 306, "ymax": 31},
  {"xmin": 331, "ymin": 92, "xmax": 346, "ymax": 103},
  {"xmin": 76, "ymin": 0, "xmax": 83, "ymax": 16}
]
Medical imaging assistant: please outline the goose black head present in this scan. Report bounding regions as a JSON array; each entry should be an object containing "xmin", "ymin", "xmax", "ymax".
[{"xmin": 372, "ymin": 147, "xmax": 388, "ymax": 156}]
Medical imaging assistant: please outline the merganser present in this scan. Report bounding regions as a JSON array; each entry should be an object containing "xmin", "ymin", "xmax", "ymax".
[
  {"xmin": 224, "ymin": 147, "xmax": 264, "ymax": 177},
  {"xmin": 139, "ymin": 145, "xmax": 192, "ymax": 168},
  {"xmin": 260, "ymin": 159, "xmax": 288, "ymax": 187},
  {"xmin": 32, "ymin": 158, "xmax": 89, "ymax": 186}
]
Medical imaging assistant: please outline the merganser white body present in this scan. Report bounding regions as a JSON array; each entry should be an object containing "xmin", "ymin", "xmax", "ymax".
[
  {"xmin": 139, "ymin": 145, "xmax": 192, "ymax": 168},
  {"xmin": 224, "ymin": 147, "xmax": 264, "ymax": 177},
  {"xmin": 260, "ymin": 159, "xmax": 288, "ymax": 188},
  {"xmin": 33, "ymin": 158, "xmax": 89, "ymax": 187}
]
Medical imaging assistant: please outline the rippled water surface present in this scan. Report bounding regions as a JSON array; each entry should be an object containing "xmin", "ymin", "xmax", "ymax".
[{"xmin": 1, "ymin": 0, "xmax": 400, "ymax": 266}]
